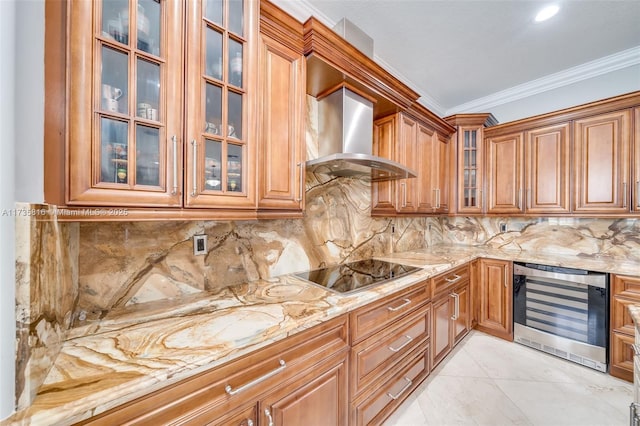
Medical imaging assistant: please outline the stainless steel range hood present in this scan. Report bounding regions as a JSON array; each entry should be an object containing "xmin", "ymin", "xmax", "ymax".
[{"xmin": 306, "ymin": 87, "xmax": 416, "ymax": 181}]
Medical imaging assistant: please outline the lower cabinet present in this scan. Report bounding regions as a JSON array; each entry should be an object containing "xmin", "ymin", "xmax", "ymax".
[
  {"xmin": 610, "ymin": 273, "xmax": 640, "ymax": 382},
  {"xmin": 349, "ymin": 280, "xmax": 432, "ymax": 425},
  {"xmin": 76, "ymin": 315, "xmax": 349, "ymax": 426},
  {"xmin": 475, "ymin": 258, "xmax": 513, "ymax": 341},
  {"xmin": 431, "ymin": 264, "xmax": 471, "ymax": 367}
]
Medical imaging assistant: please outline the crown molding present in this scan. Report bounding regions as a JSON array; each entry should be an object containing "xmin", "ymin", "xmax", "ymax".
[{"xmin": 445, "ymin": 45, "xmax": 640, "ymax": 115}]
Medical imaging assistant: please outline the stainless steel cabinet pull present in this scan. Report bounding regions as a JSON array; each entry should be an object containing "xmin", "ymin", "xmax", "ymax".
[
  {"xmin": 246, "ymin": 420, "xmax": 254, "ymax": 426},
  {"xmin": 191, "ymin": 140, "xmax": 197, "ymax": 197},
  {"xmin": 637, "ymin": 181, "xmax": 640, "ymax": 208},
  {"xmin": 224, "ymin": 360, "xmax": 286, "ymax": 396},
  {"xmin": 171, "ymin": 136, "xmax": 178, "ymax": 195},
  {"xmin": 631, "ymin": 344, "xmax": 640, "ymax": 356},
  {"xmin": 444, "ymin": 274, "xmax": 462, "ymax": 283},
  {"xmin": 388, "ymin": 335, "xmax": 413, "ymax": 353},
  {"xmin": 387, "ymin": 298, "xmax": 411, "ymax": 312},
  {"xmin": 436, "ymin": 188, "xmax": 441, "ymax": 209},
  {"xmin": 386, "ymin": 377, "xmax": 412, "ymax": 400},
  {"xmin": 630, "ymin": 402, "xmax": 640, "ymax": 426},
  {"xmin": 401, "ymin": 182, "xmax": 407, "ymax": 207},
  {"xmin": 504, "ymin": 266, "xmax": 508, "ymax": 288},
  {"xmin": 450, "ymin": 293, "xmax": 459, "ymax": 320},
  {"xmin": 264, "ymin": 409, "xmax": 274, "ymax": 426},
  {"xmin": 296, "ymin": 162, "xmax": 304, "ymax": 202}
]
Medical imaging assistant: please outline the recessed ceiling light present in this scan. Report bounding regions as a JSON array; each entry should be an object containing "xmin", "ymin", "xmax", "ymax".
[{"xmin": 535, "ymin": 4, "xmax": 560, "ymax": 22}]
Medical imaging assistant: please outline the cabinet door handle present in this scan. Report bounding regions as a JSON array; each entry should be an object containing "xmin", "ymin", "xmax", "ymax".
[
  {"xmin": 296, "ymin": 162, "xmax": 304, "ymax": 202},
  {"xmin": 450, "ymin": 292, "xmax": 459, "ymax": 320},
  {"xmin": 246, "ymin": 420, "xmax": 254, "ymax": 426},
  {"xmin": 504, "ymin": 266, "xmax": 508, "ymax": 288},
  {"xmin": 388, "ymin": 335, "xmax": 413, "ymax": 353},
  {"xmin": 401, "ymin": 182, "xmax": 407, "ymax": 207},
  {"xmin": 387, "ymin": 298, "xmax": 411, "ymax": 312},
  {"xmin": 444, "ymin": 274, "xmax": 462, "ymax": 284},
  {"xmin": 171, "ymin": 136, "xmax": 178, "ymax": 195},
  {"xmin": 518, "ymin": 187, "xmax": 523, "ymax": 210},
  {"xmin": 636, "ymin": 181, "xmax": 640, "ymax": 208},
  {"xmin": 436, "ymin": 188, "xmax": 441, "ymax": 209},
  {"xmin": 191, "ymin": 139, "xmax": 197, "ymax": 197},
  {"xmin": 623, "ymin": 182, "xmax": 628, "ymax": 208},
  {"xmin": 264, "ymin": 409, "xmax": 274, "ymax": 426},
  {"xmin": 386, "ymin": 377, "xmax": 412, "ymax": 400},
  {"xmin": 224, "ymin": 360, "xmax": 286, "ymax": 396}
]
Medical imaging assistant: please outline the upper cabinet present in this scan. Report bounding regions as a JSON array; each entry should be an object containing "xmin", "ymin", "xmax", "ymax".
[
  {"xmin": 58, "ymin": 0, "xmax": 258, "ymax": 212},
  {"xmin": 573, "ymin": 110, "xmax": 631, "ymax": 214},
  {"xmin": 65, "ymin": 0, "xmax": 185, "ymax": 207},
  {"xmin": 256, "ymin": 0, "xmax": 306, "ymax": 215},
  {"xmin": 184, "ymin": 0, "xmax": 258, "ymax": 209},
  {"xmin": 479, "ymin": 91, "xmax": 640, "ymax": 217},
  {"xmin": 372, "ymin": 106, "xmax": 455, "ymax": 217}
]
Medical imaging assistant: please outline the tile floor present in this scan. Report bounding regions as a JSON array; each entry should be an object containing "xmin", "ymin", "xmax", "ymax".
[{"xmin": 384, "ymin": 330, "xmax": 633, "ymax": 426}]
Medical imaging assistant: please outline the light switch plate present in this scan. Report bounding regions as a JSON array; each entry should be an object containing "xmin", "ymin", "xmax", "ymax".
[{"xmin": 193, "ymin": 235, "xmax": 207, "ymax": 255}]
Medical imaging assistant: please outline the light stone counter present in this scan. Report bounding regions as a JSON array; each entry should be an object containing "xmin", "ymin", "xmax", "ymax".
[{"xmin": 4, "ymin": 245, "xmax": 639, "ymax": 425}]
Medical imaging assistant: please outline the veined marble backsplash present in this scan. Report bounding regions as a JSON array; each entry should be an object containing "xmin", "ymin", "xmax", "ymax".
[{"xmin": 440, "ymin": 216, "xmax": 640, "ymax": 262}]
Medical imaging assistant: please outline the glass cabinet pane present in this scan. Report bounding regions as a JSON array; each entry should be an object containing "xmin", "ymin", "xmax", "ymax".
[
  {"xmin": 100, "ymin": 118, "xmax": 129, "ymax": 184},
  {"xmin": 464, "ymin": 130, "xmax": 470, "ymax": 148},
  {"xmin": 205, "ymin": 83, "xmax": 223, "ymax": 134},
  {"xmin": 136, "ymin": 59, "xmax": 160, "ymax": 121},
  {"xmin": 101, "ymin": 46, "xmax": 128, "ymax": 114},
  {"xmin": 228, "ymin": 0, "xmax": 244, "ymax": 36},
  {"xmin": 227, "ymin": 144, "xmax": 243, "ymax": 192},
  {"xmin": 137, "ymin": 0, "xmax": 160, "ymax": 55},
  {"xmin": 205, "ymin": 140, "xmax": 222, "ymax": 191},
  {"xmin": 136, "ymin": 125, "xmax": 160, "ymax": 186},
  {"xmin": 228, "ymin": 39, "xmax": 243, "ymax": 88},
  {"xmin": 206, "ymin": 28, "xmax": 223, "ymax": 80},
  {"xmin": 227, "ymin": 91, "xmax": 242, "ymax": 139},
  {"xmin": 205, "ymin": 0, "xmax": 223, "ymax": 25},
  {"xmin": 102, "ymin": 0, "xmax": 129, "ymax": 45}
]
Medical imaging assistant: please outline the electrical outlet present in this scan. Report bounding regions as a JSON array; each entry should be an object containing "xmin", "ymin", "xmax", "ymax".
[
  {"xmin": 499, "ymin": 223, "xmax": 507, "ymax": 232},
  {"xmin": 193, "ymin": 235, "xmax": 207, "ymax": 255}
]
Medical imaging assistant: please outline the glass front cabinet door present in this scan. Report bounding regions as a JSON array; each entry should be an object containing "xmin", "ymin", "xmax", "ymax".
[
  {"xmin": 67, "ymin": 0, "xmax": 256, "ymax": 209},
  {"xmin": 184, "ymin": 0, "xmax": 257, "ymax": 208}
]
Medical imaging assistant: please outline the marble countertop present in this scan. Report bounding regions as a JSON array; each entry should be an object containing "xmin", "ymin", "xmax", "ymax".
[{"xmin": 5, "ymin": 245, "xmax": 639, "ymax": 425}]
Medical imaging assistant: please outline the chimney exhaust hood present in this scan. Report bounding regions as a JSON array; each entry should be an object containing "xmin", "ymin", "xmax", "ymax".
[{"xmin": 306, "ymin": 87, "xmax": 417, "ymax": 181}]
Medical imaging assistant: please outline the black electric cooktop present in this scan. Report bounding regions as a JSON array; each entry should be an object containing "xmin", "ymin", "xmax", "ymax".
[{"xmin": 294, "ymin": 259, "xmax": 420, "ymax": 294}]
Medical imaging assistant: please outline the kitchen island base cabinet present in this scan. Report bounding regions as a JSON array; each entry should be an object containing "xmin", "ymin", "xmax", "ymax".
[
  {"xmin": 76, "ymin": 315, "xmax": 349, "ymax": 425},
  {"xmin": 475, "ymin": 258, "xmax": 513, "ymax": 341}
]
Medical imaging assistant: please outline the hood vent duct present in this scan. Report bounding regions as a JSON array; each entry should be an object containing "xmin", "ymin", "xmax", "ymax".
[{"xmin": 306, "ymin": 86, "xmax": 417, "ymax": 181}]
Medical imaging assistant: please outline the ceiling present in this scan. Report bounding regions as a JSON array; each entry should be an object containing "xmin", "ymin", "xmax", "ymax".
[{"xmin": 273, "ymin": 0, "xmax": 640, "ymax": 116}]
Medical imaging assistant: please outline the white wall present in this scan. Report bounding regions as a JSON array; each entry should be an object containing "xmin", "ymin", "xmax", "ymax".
[
  {"xmin": 0, "ymin": 0, "xmax": 17, "ymax": 419},
  {"xmin": 484, "ymin": 65, "xmax": 640, "ymax": 124},
  {"xmin": 0, "ymin": 0, "xmax": 45, "ymax": 419}
]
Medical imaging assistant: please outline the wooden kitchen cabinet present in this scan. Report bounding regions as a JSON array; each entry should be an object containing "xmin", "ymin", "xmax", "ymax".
[
  {"xmin": 475, "ymin": 258, "xmax": 513, "ymax": 341},
  {"xmin": 48, "ymin": 0, "xmax": 262, "ymax": 215},
  {"xmin": 431, "ymin": 264, "xmax": 471, "ymax": 367},
  {"xmin": 349, "ymin": 280, "xmax": 431, "ymax": 425},
  {"xmin": 573, "ymin": 109, "xmax": 631, "ymax": 214},
  {"xmin": 610, "ymin": 274, "xmax": 640, "ymax": 381},
  {"xmin": 371, "ymin": 105, "xmax": 455, "ymax": 216},
  {"xmin": 525, "ymin": 123, "xmax": 571, "ymax": 214},
  {"xmin": 257, "ymin": 1, "xmax": 306, "ymax": 215},
  {"xmin": 486, "ymin": 132, "xmax": 524, "ymax": 214},
  {"xmin": 445, "ymin": 113, "xmax": 497, "ymax": 215},
  {"xmin": 77, "ymin": 315, "xmax": 349, "ymax": 425}
]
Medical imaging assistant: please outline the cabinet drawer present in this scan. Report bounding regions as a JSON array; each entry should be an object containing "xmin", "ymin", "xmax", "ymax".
[
  {"xmin": 432, "ymin": 264, "xmax": 469, "ymax": 297},
  {"xmin": 350, "ymin": 281, "xmax": 430, "ymax": 344},
  {"xmin": 350, "ymin": 304, "xmax": 430, "ymax": 398},
  {"xmin": 610, "ymin": 331, "xmax": 634, "ymax": 382},
  {"xmin": 612, "ymin": 275, "xmax": 640, "ymax": 301},
  {"xmin": 611, "ymin": 295, "xmax": 638, "ymax": 336},
  {"xmin": 79, "ymin": 315, "xmax": 349, "ymax": 425},
  {"xmin": 351, "ymin": 346, "xmax": 430, "ymax": 426}
]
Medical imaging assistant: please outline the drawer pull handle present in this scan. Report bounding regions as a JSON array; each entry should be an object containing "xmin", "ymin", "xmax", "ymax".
[
  {"xmin": 631, "ymin": 402, "xmax": 640, "ymax": 426},
  {"xmin": 444, "ymin": 274, "xmax": 462, "ymax": 283},
  {"xmin": 387, "ymin": 298, "xmax": 411, "ymax": 312},
  {"xmin": 388, "ymin": 335, "xmax": 414, "ymax": 353},
  {"xmin": 632, "ymin": 344, "xmax": 640, "ymax": 356},
  {"xmin": 386, "ymin": 377, "xmax": 413, "ymax": 400},
  {"xmin": 225, "ymin": 360, "xmax": 286, "ymax": 396}
]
